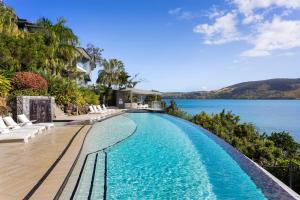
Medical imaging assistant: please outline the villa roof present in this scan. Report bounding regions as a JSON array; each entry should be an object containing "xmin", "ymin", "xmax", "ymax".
[
  {"xmin": 17, "ymin": 17, "xmax": 41, "ymax": 31},
  {"xmin": 76, "ymin": 47, "xmax": 96, "ymax": 70},
  {"xmin": 76, "ymin": 47, "xmax": 93, "ymax": 61},
  {"xmin": 120, "ymin": 88, "xmax": 162, "ymax": 96}
]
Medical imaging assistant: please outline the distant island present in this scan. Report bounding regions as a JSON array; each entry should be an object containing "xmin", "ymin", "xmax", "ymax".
[{"xmin": 163, "ymin": 78, "xmax": 300, "ymax": 99}]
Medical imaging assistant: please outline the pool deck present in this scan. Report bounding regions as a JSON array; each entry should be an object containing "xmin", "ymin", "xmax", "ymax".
[
  {"xmin": 0, "ymin": 125, "xmax": 88, "ymax": 200},
  {"xmin": 0, "ymin": 109, "xmax": 126, "ymax": 199},
  {"xmin": 54, "ymin": 109, "xmax": 126, "ymax": 121}
]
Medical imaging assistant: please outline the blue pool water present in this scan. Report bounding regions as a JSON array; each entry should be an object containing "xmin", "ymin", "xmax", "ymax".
[
  {"xmin": 106, "ymin": 113, "xmax": 267, "ymax": 199},
  {"xmin": 164, "ymin": 99, "xmax": 300, "ymax": 142}
]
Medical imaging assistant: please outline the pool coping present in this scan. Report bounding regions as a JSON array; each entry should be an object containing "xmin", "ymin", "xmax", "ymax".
[{"xmin": 167, "ymin": 113, "xmax": 300, "ymax": 200}]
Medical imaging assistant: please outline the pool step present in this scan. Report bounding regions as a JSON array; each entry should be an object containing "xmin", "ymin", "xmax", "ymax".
[
  {"xmin": 90, "ymin": 152, "xmax": 106, "ymax": 199},
  {"xmin": 72, "ymin": 152, "xmax": 106, "ymax": 200}
]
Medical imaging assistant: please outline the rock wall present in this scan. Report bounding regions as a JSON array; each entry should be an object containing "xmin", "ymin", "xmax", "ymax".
[{"xmin": 15, "ymin": 96, "xmax": 55, "ymax": 122}]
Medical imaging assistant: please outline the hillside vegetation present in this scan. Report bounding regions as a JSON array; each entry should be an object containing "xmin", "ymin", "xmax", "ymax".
[{"xmin": 163, "ymin": 78, "xmax": 300, "ymax": 99}]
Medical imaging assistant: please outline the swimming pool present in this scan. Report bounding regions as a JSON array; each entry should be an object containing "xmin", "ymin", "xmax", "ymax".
[{"xmin": 60, "ymin": 113, "xmax": 298, "ymax": 200}]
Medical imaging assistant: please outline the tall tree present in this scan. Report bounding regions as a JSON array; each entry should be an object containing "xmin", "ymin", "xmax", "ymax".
[
  {"xmin": 36, "ymin": 17, "xmax": 79, "ymax": 76},
  {"xmin": 97, "ymin": 59, "xmax": 125, "ymax": 88},
  {"xmin": 0, "ymin": 4, "xmax": 20, "ymax": 36},
  {"xmin": 86, "ymin": 43, "xmax": 103, "ymax": 65}
]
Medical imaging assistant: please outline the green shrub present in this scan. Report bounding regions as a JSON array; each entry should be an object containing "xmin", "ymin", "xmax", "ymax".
[
  {"xmin": 268, "ymin": 132, "xmax": 300, "ymax": 159},
  {"xmin": 80, "ymin": 87, "xmax": 99, "ymax": 105},
  {"xmin": 165, "ymin": 100, "xmax": 192, "ymax": 120},
  {"xmin": 48, "ymin": 76, "xmax": 85, "ymax": 106},
  {"xmin": 10, "ymin": 88, "xmax": 47, "ymax": 97},
  {"xmin": 0, "ymin": 74, "xmax": 10, "ymax": 97}
]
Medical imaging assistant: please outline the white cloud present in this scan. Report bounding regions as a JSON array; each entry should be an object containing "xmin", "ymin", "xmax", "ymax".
[
  {"xmin": 168, "ymin": 8, "xmax": 182, "ymax": 15},
  {"xmin": 207, "ymin": 7, "xmax": 226, "ymax": 19},
  {"xmin": 232, "ymin": 0, "xmax": 300, "ymax": 24},
  {"xmin": 241, "ymin": 49, "xmax": 271, "ymax": 57},
  {"xmin": 242, "ymin": 13, "xmax": 263, "ymax": 24},
  {"xmin": 232, "ymin": 0, "xmax": 300, "ymax": 16},
  {"xmin": 168, "ymin": 8, "xmax": 196, "ymax": 20},
  {"xmin": 177, "ymin": 0, "xmax": 300, "ymax": 57},
  {"xmin": 193, "ymin": 12, "xmax": 241, "ymax": 44},
  {"xmin": 242, "ymin": 17, "xmax": 300, "ymax": 57}
]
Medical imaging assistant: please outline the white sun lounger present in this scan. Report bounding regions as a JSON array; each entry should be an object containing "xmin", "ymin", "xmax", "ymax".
[
  {"xmin": 89, "ymin": 106, "xmax": 102, "ymax": 114},
  {"xmin": 102, "ymin": 104, "xmax": 115, "ymax": 113},
  {"xmin": 17, "ymin": 114, "xmax": 54, "ymax": 129},
  {"xmin": 0, "ymin": 118, "xmax": 38, "ymax": 141},
  {"xmin": 0, "ymin": 131, "xmax": 32, "ymax": 143},
  {"xmin": 96, "ymin": 105, "xmax": 109, "ymax": 114},
  {"xmin": 92, "ymin": 105, "xmax": 101, "ymax": 113},
  {"xmin": 3, "ymin": 116, "xmax": 45, "ymax": 133}
]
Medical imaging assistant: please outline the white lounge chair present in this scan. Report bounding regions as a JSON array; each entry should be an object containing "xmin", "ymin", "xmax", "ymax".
[
  {"xmin": 92, "ymin": 105, "xmax": 101, "ymax": 113},
  {"xmin": 96, "ymin": 105, "xmax": 109, "ymax": 116},
  {"xmin": 96, "ymin": 105, "xmax": 109, "ymax": 114},
  {"xmin": 0, "ymin": 127, "xmax": 37, "ymax": 137},
  {"xmin": 17, "ymin": 114, "xmax": 54, "ymax": 129},
  {"xmin": 0, "ymin": 131, "xmax": 31, "ymax": 143},
  {"xmin": 102, "ymin": 104, "xmax": 114, "ymax": 113},
  {"xmin": 3, "ymin": 116, "xmax": 45, "ymax": 133},
  {"xmin": 0, "ymin": 117, "xmax": 38, "ymax": 141},
  {"xmin": 89, "ymin": 106, "xmax": 101, "ymax": 114}
]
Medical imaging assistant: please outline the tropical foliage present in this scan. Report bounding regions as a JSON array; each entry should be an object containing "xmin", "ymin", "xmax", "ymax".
[
  {"xmin": 79, "ymin": 87, "xmax": 100, "ymax": 105},
  {"xmin": 97, "ymin": 59, "xmax": 125, "ymax": 88},
  {"xmin": 0, "ymin": 4, "xmax": 20, "ymax": 36},
  {"xmin": 86, "ymin": 43, "xmax": 103, "ymax": 65},
  {"xmin": 0, "ymin": 3, "xmax": 140, "ymax": 108},
  {"xmin": 268, "ymin": 132, "xmax": 299, "ymax": 159},
  {"xmin": 46, "ymin": 75, "xmax": 84, "ymax": 106},
  {"xmin": 36, "ymin": 17, "xmax": 79, "ymax": 76},
  {"xmin": 191, "ymin": 110, "xmax": 282, "ymax": 165},
  {"xmin": 97, "ymin": 58, "xmax": 142, "ymax": 89},
  {"xmin": 96, "ymin": 58, "xmax": 142, "ymax": 104},
  {"xmin": 0, "ymin": 4, "xmax": 80, "ymax": 77},
  {"xmin": 165, "ymin": 100, "xmax": 192, "ymax": 120},
  {"xmin": 0, "ymin": 4, "xmax": 101, "ymax": 107},
  {"xmin": 0, "ymin": 74, "xmax": 10, "ymax": 97}
]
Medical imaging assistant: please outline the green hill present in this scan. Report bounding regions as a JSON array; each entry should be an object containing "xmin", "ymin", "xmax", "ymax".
[{"xmin": 163, "ymin": 78, "xmax": 300, "ymax": 99}]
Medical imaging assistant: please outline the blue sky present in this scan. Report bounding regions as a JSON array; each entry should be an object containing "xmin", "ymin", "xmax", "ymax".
[{"xmin": 5, "ymin": 0, "xmax": 300, "ymax": 92}]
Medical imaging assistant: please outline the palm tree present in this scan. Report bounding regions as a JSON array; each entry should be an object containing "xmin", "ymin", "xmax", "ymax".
[
  {"xmin": 0, "ymin": 4, "xmax": 20, "ymax": 36},
  {"xmin": 126, "ymin": 73, "xmax": 142, "ymax": 88},
  {"xmin": 36, "ymin": 17, "xmax": 79, "ymax": 76},
  {"xmin": 97, "ymin": 59, "xmax": 125, "ymax": 88}
]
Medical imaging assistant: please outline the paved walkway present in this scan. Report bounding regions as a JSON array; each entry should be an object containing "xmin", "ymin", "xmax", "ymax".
[
  {"xmin": 0, "ymin": 110, "xmax": 126, "ymax": 199},
  {"xmin": 0, "ymin": 125, "xmax": 89, "ymax": 200}
]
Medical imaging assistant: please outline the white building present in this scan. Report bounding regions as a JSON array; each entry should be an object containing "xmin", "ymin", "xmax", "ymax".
[{"xmin": 76, "ymin": 47, "xmax": 96, "ymax": 86}]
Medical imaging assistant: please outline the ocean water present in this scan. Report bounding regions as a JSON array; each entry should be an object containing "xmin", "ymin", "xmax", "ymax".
[
  {"xmin": 164, "ymin": 99, "xmax": 300, "ymax": 142},
  {"xmin": 107, "ymin": 113, "xmax": 266, "ymax": 199}
]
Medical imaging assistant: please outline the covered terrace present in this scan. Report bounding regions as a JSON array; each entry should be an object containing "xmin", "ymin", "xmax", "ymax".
[{"xmin": 116, "ymin": 88, "xmax": 162, "ymax": 110}]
